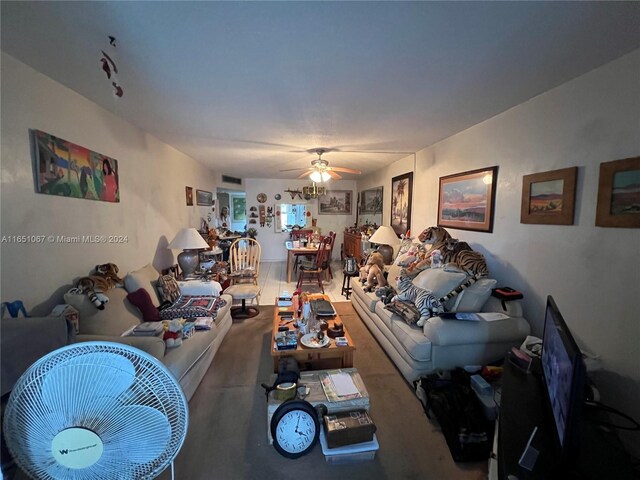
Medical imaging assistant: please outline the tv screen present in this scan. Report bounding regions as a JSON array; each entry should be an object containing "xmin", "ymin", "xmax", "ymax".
[{"xmin": 541, "ymin": 296, "xmax": 586, "ymax": 460}]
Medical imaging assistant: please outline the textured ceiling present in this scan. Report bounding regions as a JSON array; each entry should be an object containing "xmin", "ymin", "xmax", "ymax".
[{"xmin": 2, "ymin": 1, "xmax": 639, "ymax": 180}]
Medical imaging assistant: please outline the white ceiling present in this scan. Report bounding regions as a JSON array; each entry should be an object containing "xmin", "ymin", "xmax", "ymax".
[{"xmin": 2, "ymin": 2, "xmax": 639, "ymax": 180}]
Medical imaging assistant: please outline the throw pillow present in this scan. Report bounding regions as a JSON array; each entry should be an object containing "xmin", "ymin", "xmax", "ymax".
[
  {"xmin": 156, "ymin": 274, "xmax": 181, "ymax": 304},
  {"xmin": 126, "ymin": 288, "xmax": 161, "ymax": 322},
  {"xmin": 412, "ymin": 268, "xmax": 468, "ymax": 300},
  {"xmin": 446, "ymin": 278, "xmax": 497, "ymax": 312},
  {"xmin": 124, "ymin": 264, "xmax": 161, "ymax": 307},
  {"xmin": 385, "ymin": 300, "xmax": 421, "ymax": 325}
]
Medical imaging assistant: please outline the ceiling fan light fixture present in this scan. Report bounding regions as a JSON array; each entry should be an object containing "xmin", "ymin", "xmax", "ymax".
[{"xmin": 310, "ymin": 170, "xmax": 331, "ymax": 183}]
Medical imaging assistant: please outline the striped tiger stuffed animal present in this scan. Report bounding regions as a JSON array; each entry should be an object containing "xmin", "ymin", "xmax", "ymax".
[
  {"xmin": 409, "ymin": 226, "xmax": 453, "ymax": 271},
  {"xmin": 391, "ymin": 270, "xmax": 443, "ymax": 327}
]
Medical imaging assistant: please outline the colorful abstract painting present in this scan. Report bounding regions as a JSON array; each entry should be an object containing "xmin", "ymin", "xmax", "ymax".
[{"xmin": 33, "ymin": 130, "xmax": 119, "ymax": 202}]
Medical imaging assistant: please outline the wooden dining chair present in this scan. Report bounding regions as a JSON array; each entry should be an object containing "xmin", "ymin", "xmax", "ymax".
[
  {"xmin": 225, "ymin": 238, "xmax": 261, "ymax": 319},
  {"xmin": 326, "ymin": 231, "xmax": 337, "ymax": 279},
  {"xmin": 296, "ymin": 236, "xmax": 332, "ymax": 293}
]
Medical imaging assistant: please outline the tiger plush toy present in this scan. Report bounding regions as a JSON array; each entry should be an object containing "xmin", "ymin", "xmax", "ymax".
[
  {"xmin": 408, "ymin": 226, "xmax": 453, "ymax": 271},
  {"xmin": 76, "ymin": 263, "xmax": 123, "ymax": 310},
  {"xmin": 390, "ymin": 269, "xmax": 443, "ymax": 327}
]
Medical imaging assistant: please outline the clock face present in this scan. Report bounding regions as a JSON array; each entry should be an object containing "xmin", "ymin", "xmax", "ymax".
[{"xmin": 271, "ymin": 400, "xmax": 319, "ymax": 458}]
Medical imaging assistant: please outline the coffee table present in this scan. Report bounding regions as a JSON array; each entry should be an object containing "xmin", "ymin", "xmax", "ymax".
[{"xmin": 271, "ymin": 294, "xmax": 355, "ymax": 372}]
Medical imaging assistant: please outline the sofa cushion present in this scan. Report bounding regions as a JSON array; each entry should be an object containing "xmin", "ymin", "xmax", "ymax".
[
  {"xmin": 424, "ymin": 315, "xmax": 530, "ymax": 347},
  {"xmin": 412, "ymin": 268, "xmax": 467, "ymax": 299},
  {"xmin": 375, "ymin": 301, "xmax": 432, "ymax": 362},
  {"xmin": 70, "ymin": 287, "xmax": 142, "ymax": 336},
  {"xmin": 126, "ymin": 288, "xmax": 161, "ymax": 322},
  {"xmin": 446, "ymin": 278, "xmax": 497, "ymax": 312},
  {"xmin": 124, "ymin": 264, "xmax": 161, "ymax": 307},
  {"xmin": 157, "ymin": 274, "xmax": 181, "ymax": 304}
]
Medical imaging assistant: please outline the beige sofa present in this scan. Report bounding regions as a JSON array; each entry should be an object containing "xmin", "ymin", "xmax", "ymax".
[
  {"xmin": 66, "ymin": 264, "xmax": 232, "ymax": 401},
  {"xmin": 351, "ymin": 264, "xmax": 530, "ymax": 383}
]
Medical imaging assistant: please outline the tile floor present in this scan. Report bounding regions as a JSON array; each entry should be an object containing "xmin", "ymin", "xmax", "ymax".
[{"xmin": 254, "ymin": 260, "xmax": 355, "ymax": 305}]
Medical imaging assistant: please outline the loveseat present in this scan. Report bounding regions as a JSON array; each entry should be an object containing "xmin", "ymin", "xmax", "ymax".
[
  {"xmin": 351, "ymin": 263, "xmax": 530, "ymax": 383},
  {"xmin": 65, "ymin": 264, "xmax": 232, "ymax": 400}
]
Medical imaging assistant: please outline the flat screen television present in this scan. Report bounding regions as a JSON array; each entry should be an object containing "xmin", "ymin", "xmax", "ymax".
[{"xmin": 540, "ymin": 295, "xmax": 587, "ymax": 463}]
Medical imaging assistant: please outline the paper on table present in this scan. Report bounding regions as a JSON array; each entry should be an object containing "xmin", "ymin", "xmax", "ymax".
[
  {"xmin": 329, "ymin": 372, "xmax": 359, "ymax": 397},
  {"xmin": 477, "ymin": 312, "xmax": 509, "ymax": 322}
]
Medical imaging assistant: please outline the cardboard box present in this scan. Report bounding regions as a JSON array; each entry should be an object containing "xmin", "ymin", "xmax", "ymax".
[{"xmin": 324, "ymin": 410, "xmax": 376, "ymax": 448}]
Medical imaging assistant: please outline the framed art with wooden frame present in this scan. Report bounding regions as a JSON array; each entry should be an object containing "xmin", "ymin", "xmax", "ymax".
[
  {"xmin": 391, "ymin": 173, "xmax": 413, "ymax": 236},
  {"xmin": 520, "ymin": 167, "xmax": 577, "ymax": 225},
  {"xmin": 196, "ymin": 189, "xmax": 213, "ymax": 206},
  {"xmin": 318, "ymin": 190, "xmax": 352, "ymax": 215},
  {"xmin": 185, "ymin": 186, "xmax": 193, "ymax": 206},
  {"xmin": 437, "ymin": 166, "xmax": 498, "ymax": 233},
  {"xmin": 595, "ymin": 156, "xmax": 640, "ymax": 228}
]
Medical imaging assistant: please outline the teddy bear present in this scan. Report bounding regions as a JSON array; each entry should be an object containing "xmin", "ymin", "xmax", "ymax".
[
  {"xmin": 163, "ymin": 319, "xmax": 183, "ymax": 348},
  {"xmin": 359, "ymin": 251, "xmax": 387, "ymax": 291}
]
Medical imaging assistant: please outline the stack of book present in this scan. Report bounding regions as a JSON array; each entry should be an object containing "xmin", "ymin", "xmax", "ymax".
[{"xmin": 131, "ymin": 322, "xmax": 164, "ymax": 337}]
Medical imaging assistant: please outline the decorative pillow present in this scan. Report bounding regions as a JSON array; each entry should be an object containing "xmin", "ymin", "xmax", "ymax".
[
  {"xmin": 385, "ymin": 300, "xmax": 421, "ymax": 325},
  {"xmin": 126, "ymin": 288, "xmax": 161, "ymax": 322},
  {"xmin": 446, "ymin": 278, "xmax": 497, "ymax": 312},
  {"xmin": 124, "ymin": 264, "xmax": 161, "ymax": 307},
  {"xmin": 156, "ymin": 274, "xmax": 181, "ymax": 304},
  {"xmin": 412, "ymin": 268, "xmax": 468, "ymax": 299}
]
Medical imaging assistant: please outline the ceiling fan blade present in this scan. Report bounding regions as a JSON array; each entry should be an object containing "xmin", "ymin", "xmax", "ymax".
[
  {"xmin": 280, "ymin": 167, "xmax": 312, "ymax": 172},
  {"xmin": 297, "ymin": 171, "xmax": 312, "ymax": 179},
  {"xmin": 327, "ymin": 170, "xmax": 342, "ymax": 180},
  {"xmin": 327, "ymin": 166, "xmax": 362, "ymax": 175}
]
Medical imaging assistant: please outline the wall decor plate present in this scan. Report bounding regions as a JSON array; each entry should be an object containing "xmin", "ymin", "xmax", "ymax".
[
  {"xmin": 275, "ymin": 194, "xmax": 281, "ymax": 200},
  {"xmin": 257, "ymin": 193, "xmax": 267, "ymax": 203}
]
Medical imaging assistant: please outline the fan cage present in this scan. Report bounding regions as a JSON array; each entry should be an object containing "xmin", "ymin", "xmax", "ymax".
[{"xmin": 3, "ymin": 341, "xmax": 188, "ymax": 480}]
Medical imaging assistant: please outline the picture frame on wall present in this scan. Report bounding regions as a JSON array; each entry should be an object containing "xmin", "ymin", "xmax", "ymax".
[
  {"xmin": 520, "ymin": 167, "xmax": 577, "ymax": 225},
  {"xmin": 196, "ymin": 189, "xmax": 213, "ymax": 206},
  {"xmin": 359, "ymin": 186, "xmax": 383, "ymax": 214},
  {"xmin": 437, "ymin": 166, "xmax": 498, "ymax": 233},
  {"xmin": 318, "ymin": 190, "xmax": 352, "ymax": 215},
  {"xmin": 391, "ymin": 173, "xmax": 413, "ymax": 236},
  {"xmin": 595, "ymin": 156, "xmax": 640, "ymax": 228},
  {"xmin": 185, "ymin": 186, "xmax": 193, "ymax": 206}
]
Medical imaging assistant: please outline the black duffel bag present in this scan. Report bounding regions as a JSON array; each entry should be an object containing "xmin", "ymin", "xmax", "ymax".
[{"xmin": 414, "ymin": 370, "xmax": 494, "ymax": 462}]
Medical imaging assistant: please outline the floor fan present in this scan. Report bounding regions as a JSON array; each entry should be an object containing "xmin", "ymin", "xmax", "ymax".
[{"xmin": 3, "ymin": 341, "xmax": 188, "ymax": 479}]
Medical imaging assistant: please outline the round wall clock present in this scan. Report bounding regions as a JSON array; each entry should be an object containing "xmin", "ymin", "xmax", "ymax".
[
  {"xmin": 257, "ymin": 193, "xmax": 267, "ymax": 203},
  {"xmin": 270, "ymin": 400, "xmax": 319, "ymax": 458}
]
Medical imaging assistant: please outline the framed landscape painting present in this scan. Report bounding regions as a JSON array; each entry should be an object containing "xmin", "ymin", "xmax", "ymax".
[
  {"xmin": 196, "ymin": 189, "xmax": 213, "ymax": 206},
  {"xmin": 318, "ymin": 190, "xmax": 352, "ymax": 215},
  {"xmin": 360, "ymin": 186, "xmax": 383, "ymax": 214},
  {"xmin": 437, "ymin": 166, "xmax": 497, "ymax": 233},
  {"xmin": 520, "ymin": 167, "xmax": 577, "ymax": 225},
  {"xmin": 595, "ymin": 156, "xmax": 640, "ymax": 228},
  {"xmin": 33, "ymin": 130, "xmax": 120, "ymax": 202},
  {"xmin": 391, "ymin": 172, "xmax": 413, "ymax": 236}
]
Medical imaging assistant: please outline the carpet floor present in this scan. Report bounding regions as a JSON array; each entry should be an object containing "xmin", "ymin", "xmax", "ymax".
[{"xmin": 158, "ymin": 302, "xmax": 488, "ymax": 480}]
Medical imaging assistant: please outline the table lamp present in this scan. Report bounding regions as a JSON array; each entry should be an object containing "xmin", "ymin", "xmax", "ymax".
[
  {"xmin": 368, "ymin": 225, "xmax": 401, "ymax": 265},
  {"xmin": 168, "ymin": 227, "xmax": 210, "ymax": 277}
]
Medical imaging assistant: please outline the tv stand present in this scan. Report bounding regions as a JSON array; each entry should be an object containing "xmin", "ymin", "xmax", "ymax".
[{"xmin": 494, "ymin": 359, "xmax": 636, "ymax": 479}]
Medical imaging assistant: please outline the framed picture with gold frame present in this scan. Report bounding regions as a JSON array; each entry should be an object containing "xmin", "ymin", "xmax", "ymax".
[
  {"xmin": 520, "ymin": 167, "xmax": 577, "ymax": 225},
  {"xmin": 595, "ymin": 156, "xmax": 640, "ymax": 228}
]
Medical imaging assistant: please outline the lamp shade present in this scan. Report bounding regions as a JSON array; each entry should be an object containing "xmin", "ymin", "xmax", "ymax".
[
  {"xmin": 168, "ymin": 228, "xmax": 209, "ymax": 250},
  {"xmin": 310, "ymin": 170, "xmax": 331, "ymax": 183},
  {"xmin": 369, "ymin": 225, "xmax": 400, "ymax": 265}
]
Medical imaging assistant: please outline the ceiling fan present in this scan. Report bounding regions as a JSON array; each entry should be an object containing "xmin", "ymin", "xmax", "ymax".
[{"xmin": 280, "ymin": 148, "xmax": 362, "ymax": 181}]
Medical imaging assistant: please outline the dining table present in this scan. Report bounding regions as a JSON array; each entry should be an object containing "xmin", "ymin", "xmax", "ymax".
[{"xmin": 285, "ymin": 243, "xmax": 331, "ymax": 284}]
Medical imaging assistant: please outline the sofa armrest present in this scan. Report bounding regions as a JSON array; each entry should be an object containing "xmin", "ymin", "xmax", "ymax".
[
  {"xmin": 424, "ymin": 315, "xmax": 530, "ymax": 347},
  {"xmin": 74, "ymin": 334, "xmax": 166, "ymax": 361},
  {"xmin": 178, "ymin": 280, "xmax": 222, "ymax": 297},
  {"xmin": 481, "ymin": 296, "xmax": 523, "ymax": 317}
]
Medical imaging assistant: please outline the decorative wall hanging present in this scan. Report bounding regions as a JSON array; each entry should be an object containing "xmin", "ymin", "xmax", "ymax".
[
  {"xmin": 391, "ymin": 173, "xmax": 413, "ymax": 236},
  {"xmin": 360, "ymin": 186, "xmax": 383, "ymax": 214},
  {"xmin": 32, "ymin": 130, "xmax": 120, "ymax": 203},
  {"xmin": 521, "ymin": 167, "xmax": 577, "ymax": 225},
  {"xmin": 257, "ymin": 193, "xmax": 267, "ymax": 203},
  {"xmin": 274, "ymin": 194, "xmax": 281, "ymax": 200},
  {"xmin": 196, "ymin": 189, "xmax": 213, "ymax": 206},
  {"xmin": 259, "ymin": 205, "xmax": 266, "ymax": 226},
  {"xmin": 99, "ymin": 36, "xmax": 123, "ymax": 98},
  {"xmin": 318, "ymin": 190, "xmax": 352, "ymax": 215},
  {"xmin": 595, "ymin": 156, "xmax": 640, "ymax": 228},
  {"xmin": 437, "ymin": 166, "xmax": 497, "ymax": 233},
  {"xmin": 185, "ymin": 186, "xmax": 193, "ymax": 206}
]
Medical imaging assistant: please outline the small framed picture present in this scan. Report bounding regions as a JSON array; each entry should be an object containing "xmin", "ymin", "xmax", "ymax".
[
  {"xmin": 285, "ymin": 241, "xmax": 293, "ymax": 249},
  {"xmin": 185, "ymin": 186, "xmax": 193, "ymax": 206},
  {"xmin": 196, "ymin": 189, "xmax": 213, "ymax": 206},
  {"xmin": 595, "ymin": 156, "xmax": 640, "ymax": 228},
  {"xmin": 520, "ymin": 167, "xmax": 577, "ymax": 225}
]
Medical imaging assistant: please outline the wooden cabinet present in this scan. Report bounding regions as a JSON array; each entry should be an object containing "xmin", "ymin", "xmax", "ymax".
[{"xmin": 343, "ymin": 230, "xmax": 363, "ymax": 265}]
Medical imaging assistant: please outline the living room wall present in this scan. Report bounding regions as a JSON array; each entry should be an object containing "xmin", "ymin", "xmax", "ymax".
[
  {"xmin": 358, "ymin": 49, "xmax": 640, "ymax": 454},
  {"xmin": 244, "ymin": 178, "xmax": 357, "ymax": 262},
  {"xmin": 0, "ymin": 53, "xmax": 218, "ymax": 314}
]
